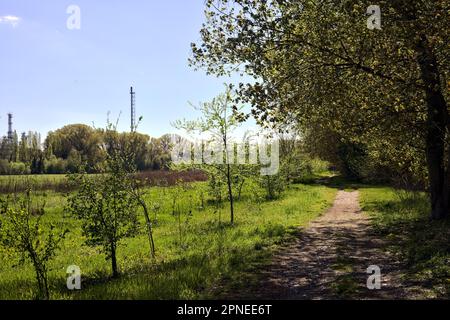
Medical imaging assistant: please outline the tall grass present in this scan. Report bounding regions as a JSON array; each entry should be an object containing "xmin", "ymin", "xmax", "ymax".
[
  {"xmin": 0, "ymin": 182, "xmax": 336, "ymax": 300},
  {"xmin": 360, "ymin": 187, "xmax": 450, "ymax": 299}
]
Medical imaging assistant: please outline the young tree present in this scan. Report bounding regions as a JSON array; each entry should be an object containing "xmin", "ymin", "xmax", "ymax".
[
  {"xmin": 66, "ymin": 139, "xmax": 140, "ymax": 278},
  {"xmin": 69, "ymin": 119, "xmax": 158, "ymax": 261},
  {"xmin": 0, "ymin": 189, "xmax": 67, "ymax": 300},
  {"xmin": 122, "ymin": 125, "xmax": 157, "ymax": 260},
  {"xmin": 129, "ymin": 178, "xmax": 156, "ymax": 259},
  {"xmin": 174, "ymin": 88, "xmax": 244, "ymax": 225}
]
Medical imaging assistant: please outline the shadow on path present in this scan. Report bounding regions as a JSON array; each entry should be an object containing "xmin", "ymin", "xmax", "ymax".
[{"xmin": 232, "ymin": 191, "xmax": 410, "ymax": 300}]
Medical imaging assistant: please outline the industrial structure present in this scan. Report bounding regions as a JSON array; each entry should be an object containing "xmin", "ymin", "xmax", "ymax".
[
  {"xmin": 130, "ymin": 86, "xmax": 136, "ymax": 132},
  {"xmin": 7, "ymin": 113, "xmax": 13, "ymax": 141}
]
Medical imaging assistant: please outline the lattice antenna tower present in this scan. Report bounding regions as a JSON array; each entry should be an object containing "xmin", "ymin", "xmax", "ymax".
[{"xmin": 130, "ymin": 87, "xmax": 136, "ymax": 132}]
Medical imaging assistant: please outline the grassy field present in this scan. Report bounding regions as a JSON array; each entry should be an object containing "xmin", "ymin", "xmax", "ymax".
[
  {"xmin": 0, "ymin": 179, "xmax": 337, "ymax": 300},
  {"xmin": 360, "ymin": 187, "xmax": 450, "ymax": 298},
  {"xmin": 0, "ymin": 171, "xmax": 207, "ymax": 194}
]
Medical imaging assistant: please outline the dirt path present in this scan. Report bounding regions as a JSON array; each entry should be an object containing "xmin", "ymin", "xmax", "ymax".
[{"xmin": 236, "ymin": 190, "xmax": 410, "ymax": 300}]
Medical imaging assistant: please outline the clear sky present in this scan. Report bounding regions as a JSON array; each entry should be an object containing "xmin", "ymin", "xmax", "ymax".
[{"xmin": 0, "ymin": 0, "xmax": 249, "ymax": 139}]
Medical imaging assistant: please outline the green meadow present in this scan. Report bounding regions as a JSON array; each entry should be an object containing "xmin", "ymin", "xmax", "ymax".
[{"xmin": 0, "ymin": 179, "xmax": 337, "ymax": 300}]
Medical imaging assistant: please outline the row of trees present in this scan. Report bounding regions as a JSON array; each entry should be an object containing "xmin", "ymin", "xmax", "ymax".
[
  {"xmin": 191, "ymin": 0, "xmax": 449, "ymax": 219},
  {"xmin": 0, "ymin": 132, "xmax": 43, "ymax": 174},
  {"xmin": 0, "ymin": 124, "xmax": 174, "ymax": 175},
  {"xmin": 45, "ymin": 124, "xmax": 173, "ymax": 173}
]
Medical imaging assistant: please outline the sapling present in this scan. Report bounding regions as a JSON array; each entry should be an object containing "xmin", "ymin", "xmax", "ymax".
[
  {"xmin": 66, "ymin": 125, "xmax": 140, "ymax": 278},
  {"xmin": 0, "ymin": 188, "xmax": 67, "ymax": 300}
]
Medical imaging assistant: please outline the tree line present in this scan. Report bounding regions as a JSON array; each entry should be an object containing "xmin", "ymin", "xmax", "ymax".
[{"xmin": 0, "ymin": 124, "xmax": 173, "ymax": 175}]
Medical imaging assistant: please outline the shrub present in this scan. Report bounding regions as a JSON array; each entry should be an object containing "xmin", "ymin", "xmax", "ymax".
[
  {"xmin": 9, "ymin": 162, "xmax": 30, "ymax": 175},
  {"xmin": 66, "ymin": 139, "xmax": 140, "ymax": 278},
  {"xmin": 0, "ymin": 161, "xmax": 31, "ymax": 175},
  {"xmin": 0, "ymin": 190, "xmax": 67, "ymax": 300},
  {"xmin": 0, "ymin": 159, "xmax": 10, "ymax": 174},
  {"xmin": 45, "ymin": 157, "xmax": 68, "ymax": 174}
]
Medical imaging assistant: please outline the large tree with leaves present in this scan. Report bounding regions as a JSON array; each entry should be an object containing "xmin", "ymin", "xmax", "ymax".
[{"xmin": 191, "ymin": 0, "xmax": 449, "ymax": 219}]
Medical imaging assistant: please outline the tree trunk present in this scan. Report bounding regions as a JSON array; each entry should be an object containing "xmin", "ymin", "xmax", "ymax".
[
  {"xmin": 29, "ymin": 247, "xmax": 49, "ymax": 300},
  {"xmin": 111, "ymin": 243, "xmax": 118, "ymax": 278},
  {"xmin": 41, "ymin": 271, "xmax": 49, "ymax": 300},
  {"xmin": 34, "ymin": 268, "xmax": 45, "ymax": 300},
  {"xmin": 445, "ymin": 139, "xmax": 450, "ymax": 217},
  {"xmin": 416, "ymin": 35, "xmax": 449, "ymax": 219},
  {"xmin": 139, "ymin": 198, "xmax": 156, "ymax": 259},
  {"xmin": 238, "ymin": 180, "xmax": 245, "ymax": 201},
  {"xmin": 226, "ymin": 164, "xmax": 234, "ymax": 225}
]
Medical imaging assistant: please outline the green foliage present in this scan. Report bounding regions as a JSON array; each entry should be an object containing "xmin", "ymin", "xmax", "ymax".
[
  {"xmin": 0, "ymin": 161, "xmax": 31, "ymax": 175},
  {"xmin": 191, "ymin": 0, "xmax": 450, "ymax": 219},
  {"xmin": 43, "ymin": 124, "xmax": 172, "ymax": 174},
  {"xmin": 0, "ymin": 123, "xmax": 174, "ymax": 176},
  {"xmin": 258, "ymin": 174, "xmax": 285, "ymax": 200},
  {"xmin": 45, "ymin": 124, "xmax": 105, "ymax": 173},
  {"xmin": 0, "ymin": 190, "xmax": 67, "ymax": 300},
  {"xmin": 336, "ymin": 142, "xmax": 369, "ymax": 180},
  {"xmin": 66, "ymin": 146, "xmax": 140, "ymax": 278},
  {"xmin": 173, "ymin": 87, "xmax": 247, "ymax": 225},
  {"xmin": 45, "ymin": 156, "xmax": 68, "ymax": 174},
  {"xmin": 0, "ymin": 180, "xmax": 336, "ymax": 299}
]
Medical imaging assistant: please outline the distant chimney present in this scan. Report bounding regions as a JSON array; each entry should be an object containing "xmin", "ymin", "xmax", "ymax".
[{"xmin": 7, "ymin": 113, "xmax": 13, "ymax": 141}]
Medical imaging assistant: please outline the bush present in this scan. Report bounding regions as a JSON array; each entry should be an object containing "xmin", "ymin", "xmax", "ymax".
[
  {"xmin": 9, "ymin": 162, "xmax": 30, "ymax": 175},
  {"xmin": 0, "ymin": 161, "xmax": 30, "ymax": 175},
  {"xmin": 0, "ymin": 160, "xmax": 9, "ymax": 174},
  {"xmin": 259, "ymin": 174, "xmax": 286, "ymax": 200},
  {"xmin": 310, "ymin": 158, "xmax": 330, "ymax": 174},
  {"xmin": 0, "ymin": 190, "xmax": 67, "ymax": 300},
  {"xmin": 44, "ymin": 157, "xmax": 67, "ymax": 174}
]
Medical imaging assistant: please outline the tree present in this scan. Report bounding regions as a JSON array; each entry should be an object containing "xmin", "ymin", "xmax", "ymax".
[
  {"xmin": 31, "ymin": 151, "xmax": 45, "ymax": 174},
  {"xmin": 10, "ymin": 131, "xmax": 19, "ymax": 162},
  {"xmin": 191, "ymin": 0, "xmax": 449, "ymax": 219},
  {"xmin": 66, "ymin": 149, "xmax": 82, "ymax": 173},
  {"xmin": 19, "ymin": 132, "xmax": 29, "ymax": 163},
  {"xmin": 0, "ymin": 137, "xmax": 12, "ymax": 161},
  {"xmin": 129, "ymin": 177, "xmax": 156, "ymax": 260},
  {"xmin": 0, "ymin": 188, "xmax": 67, "ymax": 300},
  {"xmin": 146, "ymin": 136, "xmax": 172, "ymax": 170},
  {"xmin": 174, "ymin": 88, "xmax": 244, "ymax": 225},
  {"xmin": 120, "ymin": 124, "xmax": 157, "ymax": 260},
  {"xmin": 66, "ymin": 138, "xmax": 140, "ymax": 278},
  {"xmin": 45, "ymin": 124, "xmax": 105, "ymax": 172}
]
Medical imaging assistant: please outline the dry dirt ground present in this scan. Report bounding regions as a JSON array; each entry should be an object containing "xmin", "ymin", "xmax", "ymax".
[{"xmin": 234, "ymin": 190, "xmax": 421, "ymax": 300}]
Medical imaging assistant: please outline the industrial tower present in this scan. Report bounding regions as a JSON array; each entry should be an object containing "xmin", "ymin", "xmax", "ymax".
[
  {"xmin": 130, "ymin": 86, "xmax": 136, "ymax": 132},
  {"xmin": 7, "ymin": 113, "xmax": 13, "ymax": 141}
]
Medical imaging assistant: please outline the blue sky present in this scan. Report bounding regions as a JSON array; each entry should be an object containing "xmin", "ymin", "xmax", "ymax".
[{"xmin": 0, "ymin": 0, "xmax": 249, "ymax": 139}]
